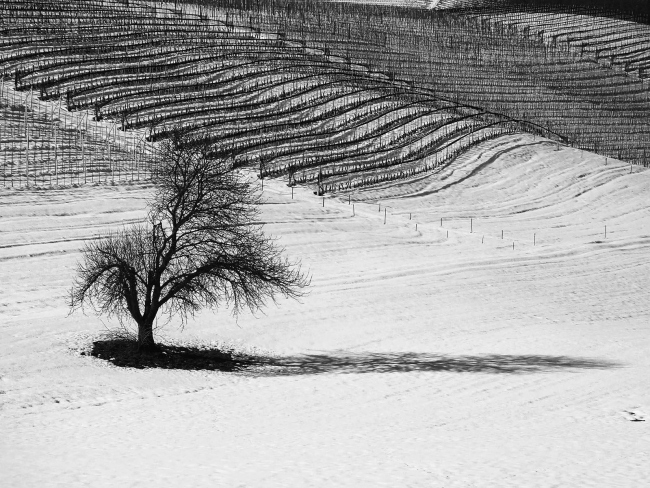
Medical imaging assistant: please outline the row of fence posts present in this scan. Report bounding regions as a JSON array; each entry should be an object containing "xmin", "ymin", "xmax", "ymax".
[{"xmin": 293, "ymin": 183, "xmax": 614, "ymax": 250}]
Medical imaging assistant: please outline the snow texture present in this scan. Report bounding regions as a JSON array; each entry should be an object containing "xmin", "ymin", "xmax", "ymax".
[{"xmin": 1, "ymin": 133, "xmax": 649, "ymax": 487}]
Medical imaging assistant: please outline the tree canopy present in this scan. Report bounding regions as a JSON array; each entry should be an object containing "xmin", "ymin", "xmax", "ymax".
[{"xmin": 70, "ymin": 138, "xmax": 309, "ymax": 349}]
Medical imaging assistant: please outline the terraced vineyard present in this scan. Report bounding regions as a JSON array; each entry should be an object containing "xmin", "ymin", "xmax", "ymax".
[
  {"xmin": 217, "ymin": 0, "xmax": 650, "ymax": 165},
  {"xmin": 1, "ymin": 0, "xmax": 562, "ymax": 190},
  {"xmin": 0, "ymin": 82, "xmax": 156, "ymax": 187},
  {"xmin": 477, "ymin": 11, "xmax": 650, "ymax": 76},
  {"xmin": 1, "ymin": 0, "xmax": 648, "ymax": 190}
]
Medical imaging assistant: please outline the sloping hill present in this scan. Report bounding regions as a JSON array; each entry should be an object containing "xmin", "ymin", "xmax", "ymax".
[
  {"xmin": 1, "ymin": 131, "xmax": 649, "ymax": 487},
  {"xmin": 3, "ymin": 0, "xmax": 649, "ymax": 193},
  {"xmin": 252, "ymin": 0, "xmax": 650, "ymax": 165},
  {"xmin": 3, "ymin": 0, "xmax": 552, "ymax": 191}
]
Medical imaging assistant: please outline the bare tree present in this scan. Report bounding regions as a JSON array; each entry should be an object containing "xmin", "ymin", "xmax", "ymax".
[{"xmin": 69, "ymin": 137, "xmax": 309, "ymax": 350}]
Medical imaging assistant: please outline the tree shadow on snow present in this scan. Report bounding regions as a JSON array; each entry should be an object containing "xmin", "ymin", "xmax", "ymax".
[
  {"xmin": 90, "ymin": 340, "xmax": 619, "ymax": 375},
  {"xmin": 90, "ymin": 339, "xmax": 241, "ymax": 372},
  {"xmin": 252, "ymin": 352, "xmax": 620, "ymax": 376}
]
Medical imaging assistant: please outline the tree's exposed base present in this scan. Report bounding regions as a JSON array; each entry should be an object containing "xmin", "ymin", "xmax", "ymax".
[
  {"xmin": 137, "ymin": 342, "xmax": 161, "ymax": 354},
  {"xmin": 89, "ymin": 339, "xmax": 242, "ymax": 371}
]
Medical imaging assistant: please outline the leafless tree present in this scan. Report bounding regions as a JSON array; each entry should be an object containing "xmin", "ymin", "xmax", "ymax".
[{"xmin": 69, "ymin": 136, "xmax": 309, "ymax": 350}]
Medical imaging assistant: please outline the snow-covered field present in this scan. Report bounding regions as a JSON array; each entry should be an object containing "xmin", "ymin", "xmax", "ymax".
[{"xmin": 1, "ymin": 134, "xmax": 649, "ymax": 487}]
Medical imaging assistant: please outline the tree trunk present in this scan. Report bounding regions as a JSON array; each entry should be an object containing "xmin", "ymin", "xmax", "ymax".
[{"xmin": 138, "ymin": 319, "xmax": 156, "ymax": 351}]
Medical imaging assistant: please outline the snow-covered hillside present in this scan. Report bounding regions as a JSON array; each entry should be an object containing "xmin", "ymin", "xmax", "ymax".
[{"xmin": 1, "ymin": 133, "xmax": 648, "ymax": 487}]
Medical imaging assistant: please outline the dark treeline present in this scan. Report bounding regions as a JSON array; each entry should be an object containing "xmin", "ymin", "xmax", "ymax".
[
  {"xmin": 472, "ymin": 0, "xmax": 650, "ymax": 24},
  {"xmin": 172, "ymin": 0, "xmax": 650, "ymax": 24}
]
